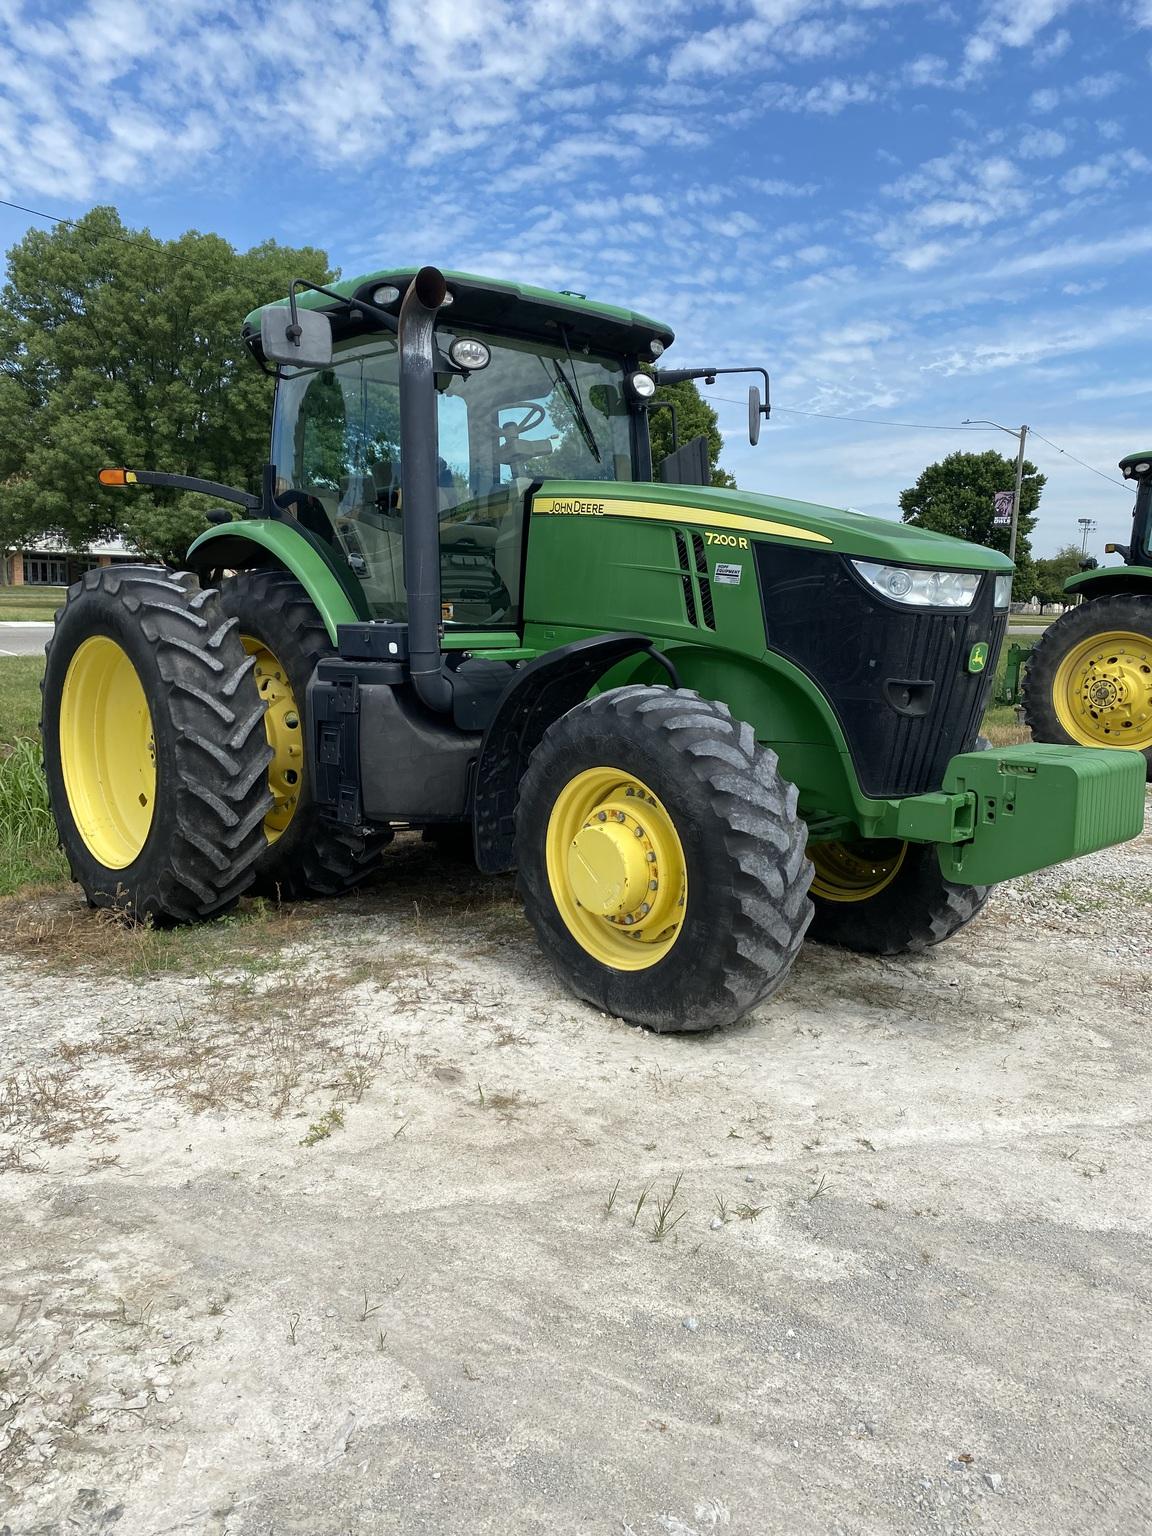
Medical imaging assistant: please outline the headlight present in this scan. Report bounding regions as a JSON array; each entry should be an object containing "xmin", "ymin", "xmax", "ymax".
[
  {"xmin": 449, "ymin": 337, "xmax": 491, "ymax": 371},
  {"xmin": 629, "ymin": 371, "xmax": 656, "ymax": 399},
  {"xmin": 851, "ymin": 560, "xmax": 979, "ymax": 609},
  {"xmin": 994, "ymin": 574, "xmax": 1012, "ymax": 609},
  {"xmin": 371, "ymin": 284, "xmax": 400, "ymax": 306}
]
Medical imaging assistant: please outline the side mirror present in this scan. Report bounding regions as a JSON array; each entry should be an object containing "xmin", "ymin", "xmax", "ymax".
[
  {"xmin": 748, "ymin": 385, "xmax": 762, "ymax": 447},
  {"xmin": 261, "ymin": 305, "xmax": 333, "ymax": 369}
]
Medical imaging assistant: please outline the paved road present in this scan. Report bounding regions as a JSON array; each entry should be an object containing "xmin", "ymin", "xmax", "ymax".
[{"xmin": 0, "ymin": 621, "xmax": 52, "ymax": 657}]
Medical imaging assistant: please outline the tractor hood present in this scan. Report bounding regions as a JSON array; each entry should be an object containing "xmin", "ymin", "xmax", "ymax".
[{"xmin": 534, "ymin": 481, "xmax": 1014, "ymax": 572}]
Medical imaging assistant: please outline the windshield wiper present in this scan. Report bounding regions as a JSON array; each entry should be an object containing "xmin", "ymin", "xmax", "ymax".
[{"xmin": 548, "ymin": 332, "xmax": 602, "ymax": 465}]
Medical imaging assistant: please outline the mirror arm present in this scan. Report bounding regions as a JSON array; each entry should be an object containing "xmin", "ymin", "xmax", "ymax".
[
  {"xmin": 652, "ymin": 365, "xmax": 772, "ymax": 420},
  {"xmin": 288, "ymin": 278, "xmax": 399, "ymax": 336}
]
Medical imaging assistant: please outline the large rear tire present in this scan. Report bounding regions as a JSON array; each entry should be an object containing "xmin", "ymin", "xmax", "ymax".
[
  {"xmin": 1021, "ymin": 595, "xmax": 1152, "ymax": 780},
  {"xmin": 216, "ymin": 568, "xmax": 393, "ymax": 899},
  {"xmin": 515, "ymin": 686, "xmax": 813, "ymax": 1033},
  {"xmin": 41, "ymin": 566, "xmax": 273, "ymax": 923}
]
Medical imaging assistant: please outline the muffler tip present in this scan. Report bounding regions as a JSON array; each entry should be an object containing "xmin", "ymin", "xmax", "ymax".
[{"xmin": 412, "ymin": 265, "xmax": 447, "ymax": 310}]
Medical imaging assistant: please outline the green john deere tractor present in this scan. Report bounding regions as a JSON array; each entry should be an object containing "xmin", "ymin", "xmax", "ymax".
[
  {"xmin": 40, "ymin": 266, "xmax": 1147, "ymax": 1032},
  {"xmin": 1021, "ymin": 450, "xmax": 1152, "ymax": 777}
]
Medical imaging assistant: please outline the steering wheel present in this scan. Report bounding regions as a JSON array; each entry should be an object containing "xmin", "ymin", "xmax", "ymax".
[{"xmin": 503, "ymin": 402, "xmax": 547, "ymax": 434}]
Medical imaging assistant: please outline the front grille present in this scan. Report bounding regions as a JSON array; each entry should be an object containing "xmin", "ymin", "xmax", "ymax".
[{"xmin": 754, "ymin": 544, "xmax": 1008, "ymax": 798}]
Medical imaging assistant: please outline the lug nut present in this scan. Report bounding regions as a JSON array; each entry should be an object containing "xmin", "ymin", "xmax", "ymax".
[
  {"xmin": 635, "ymin": 827, "xmax": 645, "ymax": 838},
  {"xmin": 597, "ymin": 811, "xmax": 607, "ymax": 822}
]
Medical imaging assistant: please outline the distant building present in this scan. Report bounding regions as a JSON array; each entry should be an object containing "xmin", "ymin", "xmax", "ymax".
[{"xmin": 2, "ymin": 536, "xmax": 139, "ymax": 586}]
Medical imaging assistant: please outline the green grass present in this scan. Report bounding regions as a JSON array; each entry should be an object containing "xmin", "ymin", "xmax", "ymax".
[
  {"xmin": 0, "ymin": 655, "xmax": 46, "ymax": 741},
  {"xmin": 0, "ymin": 653, "xmax": 66, "ymax": 893},
  {"xmin": 0, "ymin": 586, "xmax": 66, "ymax": 622}
]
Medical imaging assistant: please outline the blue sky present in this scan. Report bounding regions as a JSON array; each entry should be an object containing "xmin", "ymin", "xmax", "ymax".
[{"xmin": 0, "ymin": 0, "xmax": 1148, "ymax": 555}]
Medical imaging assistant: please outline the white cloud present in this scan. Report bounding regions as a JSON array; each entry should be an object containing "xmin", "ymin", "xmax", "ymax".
[
  {"xmin": 1018, "ymin": 127, "xmax": 1066, "ymax": 158},
  {"xmin": 1059, "ymin": 148, "xmax": 1150, "ymax": 195},
  {"xmin": 961, "ymin": 0, "xmax": 1074, "ymax": 79}
]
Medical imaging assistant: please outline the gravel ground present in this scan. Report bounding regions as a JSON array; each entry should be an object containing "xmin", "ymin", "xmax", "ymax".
[{"xmin": 1, "ymin": 797, "xmax": 1149, "ymax": 1536}]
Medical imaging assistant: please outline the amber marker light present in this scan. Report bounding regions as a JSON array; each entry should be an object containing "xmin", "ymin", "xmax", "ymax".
[{"xmin": 98, "ymin": 467, "xmax": 136, "ymax": 485}]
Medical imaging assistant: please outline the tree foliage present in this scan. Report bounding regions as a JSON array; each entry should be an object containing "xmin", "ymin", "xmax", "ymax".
[
  {"xmin": 0, "ymin": 206, "xmax": 331, "ymax": 562},
  {"xmin": 647, "ymin": 379, "xmax": 736, "ymax": 488},
  {"xmin": 898, "ymin": 450, "xmax": 1044, "ymax": 574},
  {"xmin": 1029, "ymin": 543, "xmax": 1085, "ymax": 609}
]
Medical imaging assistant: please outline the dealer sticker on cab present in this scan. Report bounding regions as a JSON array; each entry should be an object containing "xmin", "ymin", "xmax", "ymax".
[{"xmin": 714, "ymin": 562, "xmax": 743, "ymax": 585}]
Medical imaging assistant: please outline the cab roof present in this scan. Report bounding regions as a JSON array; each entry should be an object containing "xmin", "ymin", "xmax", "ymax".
[{"xmin": 243, "ymin": 267, "xmax": 675, "ymax": 361}]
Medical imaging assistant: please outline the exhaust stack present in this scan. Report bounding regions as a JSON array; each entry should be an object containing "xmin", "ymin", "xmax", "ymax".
[{"xmin": 398, "ymin": 265, "xmax": 453, "ymax": 714}]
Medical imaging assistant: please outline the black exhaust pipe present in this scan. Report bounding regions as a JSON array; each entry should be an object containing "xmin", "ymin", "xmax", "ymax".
[{"xmin": 398, "ymin": 265, "xmax": 453, "ymax": 714}]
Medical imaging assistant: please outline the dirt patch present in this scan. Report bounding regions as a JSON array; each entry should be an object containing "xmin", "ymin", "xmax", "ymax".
[{"xmin": 2, "ymin": 813, "xmax": 1150, "ymax": 1535}]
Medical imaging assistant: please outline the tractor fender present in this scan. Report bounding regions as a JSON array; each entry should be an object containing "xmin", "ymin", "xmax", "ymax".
[
  {"xmin": 1063, "ymin": 564, "xmax": 1152, "ymax": 601},
  {"xmin": 472, "ymin": 633, "xmax": 679, "ymax": 873},
  {"xmin": 186, "ymin": 519, "xmax": 369, "ymax": 643}
]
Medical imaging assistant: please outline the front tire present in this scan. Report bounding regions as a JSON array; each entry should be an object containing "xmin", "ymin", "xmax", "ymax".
[
  {"xmin": 515, "ymin": 686, "xmax": 813, "ymax": 1033},
  {"xmin": 1021, "ymin": 595, "xmax": 1152, "ymax": 779},
  {"xmin": 42, "ymin": 567, "xmax": 273, "ymax": 923},
  {"xmin": 807, "ymin": 838, "xmax": 989, "ymax": 954},
  {"xmin": 217, "ymin": 568, "xmax": 393, "ymax": 899}
]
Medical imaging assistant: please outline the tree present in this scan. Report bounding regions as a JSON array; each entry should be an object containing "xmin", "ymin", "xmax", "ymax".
[
  {"xmin": 647, "ymin": 379, "xmax": 736, "ymax": 488},
  {"xmin": 1031, "ymin": 543, "xmax": 1085, "ymax": 610},
  {"xmin": 0, "ymin": 206, "xmax": 331, "ymax": 563},
  {"xmin": 898, "ymin": 450, "xmax": 1044, "ymax": 572}
]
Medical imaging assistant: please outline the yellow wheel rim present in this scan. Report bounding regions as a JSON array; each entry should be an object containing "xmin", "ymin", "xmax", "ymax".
[
  {"xmin": 545, "ymin": 766, "xmax": 687, "ymax": 971},
  {"xmin": 242, "ymin": 636, "xmax": 303, "ymax": 842},
  {"xmin": 1052, "ymin": 629, "xmax": 1152, "ymax": 750},
  {"xmin": 59, "ymin": 635, "xmax": 156, "ymax": 869},
  {"xmin": 810, "ymin": 839, "xmax": 907, "ymax": 903}
]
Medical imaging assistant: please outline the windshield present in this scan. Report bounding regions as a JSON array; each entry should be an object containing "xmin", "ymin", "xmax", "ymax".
[{"xmin": 271, "ymin": 328, "xmax": 634, "ymax": 625}]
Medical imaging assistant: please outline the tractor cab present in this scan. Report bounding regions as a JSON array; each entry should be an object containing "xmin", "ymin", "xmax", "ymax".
[
  {"xmin": 249, "ymin": 268, "xmax": 678, "ymax": 635},
  {"xmin": 1114, "ymin": 451, "xmax": 1152, "ymax": 567}
]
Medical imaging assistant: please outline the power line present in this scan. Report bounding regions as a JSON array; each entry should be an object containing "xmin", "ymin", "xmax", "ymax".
[
  {"xmin": 774, "ymin": 404, "xmax": 987, "ymax": 431},
  {"xmin": 1027, "ymin": 428, "xmax": 1134, "ymax": 492},
  {"xmin": 705, "ymin": 391, "xmax": 984, "ymax": 430},
  {"xmin": 705, "ymin": 388, "xmax": 1136, "ymax": 492},
  {"xmin": 0, "ymin": 196, "xmax": 148, "ymax": 247}
]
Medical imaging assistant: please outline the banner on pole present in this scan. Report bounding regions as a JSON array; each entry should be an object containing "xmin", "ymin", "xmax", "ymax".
[{"xmin": 992, "ymin": 490, "xmax": 1014, "ymax": 527}]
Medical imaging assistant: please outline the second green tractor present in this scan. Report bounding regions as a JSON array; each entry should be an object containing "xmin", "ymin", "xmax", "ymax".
[{"xmin": 40, "ymin": 266, "xmax": 1147, "ymax": 1032}]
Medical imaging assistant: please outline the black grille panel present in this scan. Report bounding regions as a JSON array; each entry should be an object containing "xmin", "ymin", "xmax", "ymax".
[
  {"xmin": 692, "ymin": 534, "xmax": 716, "ymax": 629},
  {"xmin": 754, "ymin": 545, "xmax": 1008, "ymax": 798},
  {"xmin": 674, "ymin": 530, "xmax": 698, "ymax": 627}
]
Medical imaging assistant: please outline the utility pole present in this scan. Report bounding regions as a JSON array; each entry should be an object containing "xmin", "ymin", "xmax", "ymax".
[
  {"xmin": 1007, "ymin": 424, "xmax": 1028, "ymax": 565},
  {"xmin": 963, "ymin": 419, "xmax": 1029, "ymax": 564},
  {"xmin": 1078, "ymin": 517, "xmax": 1096, "ymax": 557}
]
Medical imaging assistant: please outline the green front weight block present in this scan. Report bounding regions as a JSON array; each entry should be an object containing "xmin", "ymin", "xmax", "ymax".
[{"xmin": 936, "ymin": 743, "xmax": 1146, "ymax": 887}]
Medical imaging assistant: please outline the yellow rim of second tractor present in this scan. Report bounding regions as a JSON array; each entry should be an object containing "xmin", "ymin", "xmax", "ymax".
[
  {"xmin": 810, "ymin": 839, "xmax": 907, "ymax": 903},
  {"xmin": 545, "ymin": 766, "xmax": 687, "ymax": 971},
  {"xmin": 1052, "ymin": 629, "xmax": 1152, "ymax": 751},
  {"xmin": 58, "ymin": 635, "xmax": 156, "ymax": 870},
  {"xmin": 242, "ymin": 636, "xmax": 303, "ymax": 842}
]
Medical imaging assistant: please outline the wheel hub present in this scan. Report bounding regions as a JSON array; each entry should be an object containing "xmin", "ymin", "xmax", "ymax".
[
  {"xmin": 1055, "ymin": 630, "xmax": 1152, "ymax": 749},
  {"xmin": 58, "ymin": 635, "xmax": 156, "ymax": 870},
  {"xmin": 242, "ymin": 636, "xmax": 303, "ymax": 842},
  {"xmin": 546, "ymin": 770, "xmax": 687, "ymax": 970}
]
